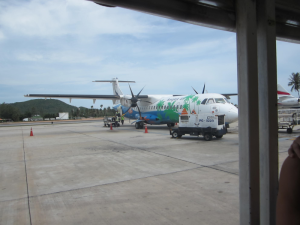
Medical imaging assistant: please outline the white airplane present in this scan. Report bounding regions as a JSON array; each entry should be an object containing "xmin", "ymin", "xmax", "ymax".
[
  {"xmin": 278, "ymin": 84, "xmax": 300, "ymax": 108},
  {"xmin": 24, "ymin": 78, "xmax": 239, "ymax": 129}
]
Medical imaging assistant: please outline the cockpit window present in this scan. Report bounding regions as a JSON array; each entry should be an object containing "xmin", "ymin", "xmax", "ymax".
[
  {"xmin": 215, "ymin": 98, "xmax": 225, "ymax": 104},
  {"xmin": 206, "ymin": 98, "xmax": 215, "ymax": 104},
  {"xmin": 224, "ymin": 98, "xmax": 230, "ymax": 103},
  {"xmin": 201, "ymin": 99, "xmax": 207, "ymax": 105}
]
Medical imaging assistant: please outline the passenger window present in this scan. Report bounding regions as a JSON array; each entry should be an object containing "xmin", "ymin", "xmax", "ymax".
[
  {"xmin": 215, "ymin": 98, "xmax": 225, "ymax": 104},
  {"xmin": 164, "ymin": 106, "xmax": 166, "ymax": 109},
  {"xmin": 180, "ymin": 105, "xmax": 182, "ymax": 109},
  {"xmin": 176, "ymin": 105, "xmax": 179, "ymax": 109},
  {"xmin": 201, "ymin": 99, "xmax": 207, "ymax": 105},
  {"xmin": 206, "ymin": 98, "xmax": 215, "ymax": 104}
]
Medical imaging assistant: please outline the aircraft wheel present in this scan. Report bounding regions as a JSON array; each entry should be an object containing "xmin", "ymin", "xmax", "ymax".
[
  {"xmin": 139, "ymin": 123, "xmax": 144, "ymax": 129},
  {"xmin": 204, "ymin": 133, "xmax": 212, "ymax": 141},
  {"xmin": 104, "ymin": 124, "xmax": 106, "ymax": 127},
  {"xmin": 170, "ymin": 123, "xmax": 175, "ymax": 127},
  {"xmin": 172, "ymin": 131, "xmax": 179, "ymax": 138},
  {"xmin": 287, "ymin": 128, "xmax": 293, "ymax": 134},
  {"xmin": 167, "ymin": 123, "xmax": 172, "ymax": 128},
  {"xmin": 135, "ymin": 123, "xmax": 140, "ymax": 129},
  {"xmin": 178, "ymin": 135, "xmax": 182, "ymax": 138},
  {"xmin": 215, "ymin": 135, "xmax": 223, "ymax": 138}
]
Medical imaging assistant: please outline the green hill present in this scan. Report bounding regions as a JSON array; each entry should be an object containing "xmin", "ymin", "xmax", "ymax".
[{"xmin": 11, "ymin": 99, "xmax": 81, "ymax": 114}]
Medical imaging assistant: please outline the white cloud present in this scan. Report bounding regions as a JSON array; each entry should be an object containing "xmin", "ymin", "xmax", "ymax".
[
  {"xmin": 16, "ymin": 51, "xmax": 102, "ymax": 64},
  {"xmin": 0, "ymin": 31, "xmax": 5, "ymax": 40},
  {"xmin": 0, "ymin": 0, "xmax": 171, "ymax": 38},
  {"xmin": 160, "ymin": 36, "xmax": 236, "ymax": 59}
]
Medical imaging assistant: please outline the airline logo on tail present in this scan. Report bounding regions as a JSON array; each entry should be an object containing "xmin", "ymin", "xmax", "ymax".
[{"xmin": 277, "ymin": 84, "xmax": 291, "ymax": 96}]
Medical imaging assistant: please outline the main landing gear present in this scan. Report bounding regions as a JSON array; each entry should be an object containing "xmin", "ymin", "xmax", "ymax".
[{"xmin": 135, "ymin": 122, "xmax": 144, "ymax": 129}]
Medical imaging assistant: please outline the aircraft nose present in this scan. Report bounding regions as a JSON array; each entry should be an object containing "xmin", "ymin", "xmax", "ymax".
[{"xmin": 227, "ymin": 106, "xmax": 239, "ymax": 123}]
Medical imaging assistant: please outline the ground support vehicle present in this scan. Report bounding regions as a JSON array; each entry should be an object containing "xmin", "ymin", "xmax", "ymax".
[
  {"xmin": 103, "ymin": 116, "xmax": 120, "ymax": 127},
  {"xmin": 278, "ymin": 113, "xmax": 296, "ymax": 133},
  {"xmin": 170, "ymin": 112, "xmax": 227, "ymax": 141}
]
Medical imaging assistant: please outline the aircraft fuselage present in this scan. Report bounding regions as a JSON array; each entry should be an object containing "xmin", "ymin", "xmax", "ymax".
[{"xmin": 114, "ymin": 93, "xmax": 238, "ymax": 125}]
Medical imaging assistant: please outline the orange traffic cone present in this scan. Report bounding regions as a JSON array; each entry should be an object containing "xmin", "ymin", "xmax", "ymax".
[
  {"xmin": 110, "ymin": 123, "xmax": 113, "ymax": 130},
  {"xmin": 30, "ymin": 127, "xmax": 34, "ymax": 136},
  {"xmin": 145, "ymin": 125, "xmax": 148, "ymax": 133}
]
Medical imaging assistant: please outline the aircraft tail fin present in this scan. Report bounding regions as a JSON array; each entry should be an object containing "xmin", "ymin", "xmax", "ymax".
[
  {"xmin": 277, "ymin": 84, "xmax": 291, "ymax": 96},
  {"xmin": 93, "ymin": 78, "xmax": 135, "ymax": 104}
]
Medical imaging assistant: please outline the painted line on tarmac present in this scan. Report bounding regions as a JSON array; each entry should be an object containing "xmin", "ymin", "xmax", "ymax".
[
  {"xmin": 62, "ymin": 127, "xmax": 240, "ymax": 176},
  {"xmin": 21, "ymin": 127, "xmax": 32, "ymax": 225}
]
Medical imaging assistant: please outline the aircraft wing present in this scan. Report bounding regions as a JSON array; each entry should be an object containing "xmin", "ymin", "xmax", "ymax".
[
  {"xmin": 24, "ymin": 94, "xmax": 120, "ymax": 100},
  {"xmin": 221, "ymin": 93, "xmax": 238, "ymax": 99},
  {"xmin": 24, "ymin": 94, "xmax": 149, "ymax": 99}
]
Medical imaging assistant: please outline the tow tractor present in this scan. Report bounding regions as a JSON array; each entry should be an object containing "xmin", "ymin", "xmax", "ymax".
[
  {"xmin": 170, "ymin": 108, "xmax": 227, "ymax": 141},
  {"xmin": 278, "ymin": 113, "xmax": 296, "ymax": 133},
  {"xmin": 103, "ymin": 116, "xmax": 120, "ymax": 127}
]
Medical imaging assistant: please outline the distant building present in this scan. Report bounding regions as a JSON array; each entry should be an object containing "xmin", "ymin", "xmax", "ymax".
[{"xmin": 56, "ymin": 112, "xmax": 69, "ymax": 120}]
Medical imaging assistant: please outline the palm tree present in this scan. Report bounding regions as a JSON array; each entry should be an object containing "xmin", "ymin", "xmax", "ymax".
[{"xmin": 288, "ymin": 72, "xmax": 300, "ymax": 97}]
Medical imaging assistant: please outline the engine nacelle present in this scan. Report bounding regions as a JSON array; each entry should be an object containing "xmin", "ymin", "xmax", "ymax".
[
  {"xmin": 280, "ymin": 98, "xmax": 300, "ymax": 106},
  {"xmin": 120, "ymin": 95, "xmax": 132, "ymax": 107}
]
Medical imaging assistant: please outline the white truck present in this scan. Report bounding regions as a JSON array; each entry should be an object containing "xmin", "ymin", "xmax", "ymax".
[{"xmin": 170, "ymin": 111, "xmax": 227, "ymax": 141}]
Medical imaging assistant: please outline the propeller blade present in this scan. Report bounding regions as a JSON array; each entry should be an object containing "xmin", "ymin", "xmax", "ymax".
[
  {"xmin": 136, "ymin": 86, "xmax": 145, "ymax": 97},
  {"xmin": 128, "ymin": 84, "xmax": 135, "ymax": 98},
  {"xmin": 192, "ymin": 86, "xmax": 198, "ymax": 94},
  {"xmin": 136, "ymin": 104, "xmax": 142, "ymax": 120},
  {"xmin": 122, "ymin": 107, "xmax": 132, "ymax": 116},
  {"xmin": 202, "ymin": 83, "xmax": 205, "ymax": 94}
]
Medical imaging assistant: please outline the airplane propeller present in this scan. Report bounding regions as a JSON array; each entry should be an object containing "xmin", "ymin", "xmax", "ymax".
[
  {"xmin": 192, "ymin": 86, "xmax": 198, "ymax": 94},
  {"xmin": 122, "ymin": 84, "xmax": 145, "ymax": 119},
  {"xmin": 192, "ymin": 83, "xmax": 205, "ymax": 94}
]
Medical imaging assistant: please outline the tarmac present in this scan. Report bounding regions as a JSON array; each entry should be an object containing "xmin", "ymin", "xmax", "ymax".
[{"xmin": 0, "ymin": 119, "xmax": 298, "ymax": 225}]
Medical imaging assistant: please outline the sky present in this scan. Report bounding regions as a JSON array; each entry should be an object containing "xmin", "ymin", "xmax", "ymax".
[{"xmin": 0, "ymin": 0, "xmax": 300, "ymax": 109}]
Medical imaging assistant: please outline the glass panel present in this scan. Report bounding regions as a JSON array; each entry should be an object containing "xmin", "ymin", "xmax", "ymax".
[
  {"xmin": 206, "ymin": 98, "xmax": 215, "ymax": 104},
  {"xmin": 201, "ymin": 99, "xmax": 207, "ymax": 105},
  {"xmin": 215, "ymin": 98, "xmax": 225, "ymax": 104}
]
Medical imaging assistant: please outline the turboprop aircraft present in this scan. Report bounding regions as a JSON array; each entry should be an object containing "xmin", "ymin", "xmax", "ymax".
[
  {"xmin": 277, "ymin": 84, "xmax": 300, "ymax": 108},
  {"xmin": 24, "ymin": 78, "xmax": 239, "ymax": 129}
]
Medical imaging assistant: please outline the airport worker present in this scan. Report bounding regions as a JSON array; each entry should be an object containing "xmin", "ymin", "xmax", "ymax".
[
  {"xmin": 276, "ymin": 136, "xmax": 300, "ymax": 225},
  {"xmin": 115, "ymin": 112, "xmax": 119, "ymax": 126},
  {"xmin": 121, "ymin": 115, "xmax": 124, "ymax": 125}
]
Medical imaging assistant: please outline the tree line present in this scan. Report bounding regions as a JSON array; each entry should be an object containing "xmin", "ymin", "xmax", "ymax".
[{"xmin": 0, "ymin": 102, "xmax": 116, "ymax": 122}]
